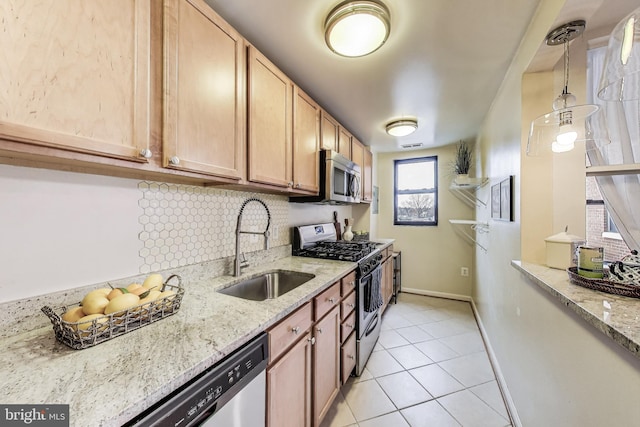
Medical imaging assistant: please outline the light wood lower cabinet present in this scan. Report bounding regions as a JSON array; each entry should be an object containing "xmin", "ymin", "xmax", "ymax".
[
  {"xmin": 313, "ymin": 305, "xmax": 341, "ymax": 426},
  {"xmin": 268, "ymin": 275, "xmax": 353, "ymax": 427},
  {"xmin": 163, "ymin": 0, "xmax": 246, "ymax": 180},
  {"xmin": 267, "ymin": 330, "xmax": 313, "ymax": 427},
  {"xmin": 341, "ymin": 331, "xmax": 357, "ymax": 384},
  {"xmin": 0, "ymin": 0, "xmax": 151, "ymax": 162}
]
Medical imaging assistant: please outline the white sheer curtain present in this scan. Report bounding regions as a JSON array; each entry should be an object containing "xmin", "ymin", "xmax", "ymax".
[{"xmin": 586, "ymin": 46, "xmax": 640, "ymax": 252}]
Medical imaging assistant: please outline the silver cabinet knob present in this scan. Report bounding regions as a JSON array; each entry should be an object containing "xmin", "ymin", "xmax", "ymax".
[
  {"xmin": 328, "ymin": 298, "xmax": 335, "ymax": 304},
  {"xmin": 346, "ymin": 323, "xmax": 354, "ymax": 329},
  {"xmin": 169, "ymin": 156, "xmax": 180, "ymax": 165},
  {"xmin": 291, "ymin": 326, "xmax": 300, "ymax": 335},
  {"xmin": 349, "ymin": 281, "xmax": 356, "ymax": 287},
  {"xmin": 347, "ymin": 354, "xmax": 355, "ymax": 360},
  {"xmin": 139, "ymin": 148, "xmax": 152, "ymax": 159},
  {"xmin": 295, "ymin": 183, "xmax": 301, "ymax": 188},
  {"xmin": 307, "ymin": 337, "xmax": 316, "ymax": 345},
  {"xmin": 347, "ymin": 303, "xmax": 355, "ymax": 309},
  {"xmin": 288, "ymin": 181, "xmax": 294, "ymax": 188},
  {"xmin": 316, "ymin": 327, "xmax": 323, "ymax": 334}
]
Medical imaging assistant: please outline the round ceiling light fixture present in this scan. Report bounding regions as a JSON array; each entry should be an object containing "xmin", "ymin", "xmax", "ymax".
[
  {"xmin": 385, "ymin": 118, "xmax": 418, "ymax": 137},
  {"xmin": 324, "ymin": 1, "xmax": 391, "ymax": 57}
]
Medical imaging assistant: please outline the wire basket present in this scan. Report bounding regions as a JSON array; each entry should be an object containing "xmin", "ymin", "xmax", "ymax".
[
  {"xmin": 567, "ymin": 267, "xmax": 640, "ymax": 299},
  {"xmin": 41, "ymin": 274, "xmax": 184, "ymax": 350}
]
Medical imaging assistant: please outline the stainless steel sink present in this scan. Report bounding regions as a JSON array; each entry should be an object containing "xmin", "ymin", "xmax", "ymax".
[{"xmin": 217, "ymin": 270, "xmax": 315, "ymax": 301}]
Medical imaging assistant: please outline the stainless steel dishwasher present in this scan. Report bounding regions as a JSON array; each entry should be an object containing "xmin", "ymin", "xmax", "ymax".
[{"xmin": 125, "ymin": 333, "xmax": 268, "ymax": 427}]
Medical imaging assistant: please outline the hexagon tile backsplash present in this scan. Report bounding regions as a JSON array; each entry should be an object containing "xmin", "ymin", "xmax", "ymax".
[{"xmin": 138, "ymin": 182, "xmax": 290, "ymax": 273}]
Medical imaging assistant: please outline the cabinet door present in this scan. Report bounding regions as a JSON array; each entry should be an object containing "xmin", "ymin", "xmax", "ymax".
[
  {"xmin": 0, "ymin": 0, "xmax": 151, "ymax": 161},
  {"xmin": 362, "ymin": 148, "xmax": 373, "ymax": 203},
  {"xmin": 313, "ymin": 305, "xmax": 341, "ymax": 427},
  {"xmin": 338, "ymin": 128, "xmax": 352, "ymax": 160},
  {"xmin": 248, "ymin": 46, "xmax": 293, "ymax": 188},
  {"xmin": 320, "ymin": 111, "xmax": 338, "ymax": 151},
  {"xmin": 351, "ymin": 138, "xmax": 365, "ymax": 199},
  {"xmin": 341, "ymin": 331, "xmax": 357, "ymax": 384},
  {"xmin": 267, "ymin": 332, "xmax": 312, "ymax": 427},
  {"xmin": 292, "ymin": 87, "xmax": 320, "ymax": 193},
  {"xmin": 163, "ymin": 0, "xmax": 245, "ymax": 179}
]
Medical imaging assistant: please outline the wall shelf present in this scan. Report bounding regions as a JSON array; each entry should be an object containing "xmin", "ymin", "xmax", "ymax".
[
  {"xmin": 450, "ymin": 177, "xmax": 489, "ymax": 207},
  {"xmin": 449, "ymin": 219, "xmax": 489, "ymax": 252}
]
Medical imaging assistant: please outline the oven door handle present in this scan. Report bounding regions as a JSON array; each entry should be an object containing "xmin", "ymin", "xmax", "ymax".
[{"xmin": 365, "ymin": 314, "xmax": 379, "ymax": 337}]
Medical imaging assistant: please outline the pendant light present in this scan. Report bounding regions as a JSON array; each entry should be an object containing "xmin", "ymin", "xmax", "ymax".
[
  {"xmin": 527, "ymin": 21, "xmax": 606, "ymax": 156},
  {"xmin": 598, "ymin": 7, "xmax": 640, "ymax": 102},
  {"xmin": 324, "ymin": 1, "xmax": 391, "ymax": 58},
  {"xmin": 386, "ymin": 118, "xmax": 418, "ymax": 137}
]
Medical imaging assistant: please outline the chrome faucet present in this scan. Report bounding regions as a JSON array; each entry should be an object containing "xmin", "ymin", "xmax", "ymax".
[{"xmin": 234, "ymin": 197, "xmax": 271, "ymax": 276}]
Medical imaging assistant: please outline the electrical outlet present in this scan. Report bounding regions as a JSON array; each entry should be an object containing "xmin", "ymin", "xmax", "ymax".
[{"xmin": 461, "ymin": 267, "xmax": 469, "ymax": 277}]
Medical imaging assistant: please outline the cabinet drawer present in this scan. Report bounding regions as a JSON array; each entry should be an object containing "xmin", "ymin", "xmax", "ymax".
[
  {"xmin": 314, "ymin": 282, "xmax": 341, "ymax": 321},
  {"xmin": 341, "ymin": 310, "xmax": 356, "ymax": 344},
  {"xmin": 341, "ymin": 331, "xmax": 357, "ymax": 384},
  {"xmin": 341, "ymin": 271, "xmax": 357, "ymax": 297},
  {"xmin": 341, "ymin": 291, "xmax": 356, "ymax": 321},
  {"xmin": 268, "ymin": 302, "xmax": 313, "ymax": 363}
]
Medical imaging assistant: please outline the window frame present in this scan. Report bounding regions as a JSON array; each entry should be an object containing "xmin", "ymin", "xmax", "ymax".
[{"xmin": 393, "ymin": 156, "xmax": 438, "ymax": 226}]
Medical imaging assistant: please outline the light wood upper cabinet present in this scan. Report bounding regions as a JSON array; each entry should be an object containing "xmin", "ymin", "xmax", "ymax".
[
  {"xmin": 248, "ymin": 46, "xmax": 293, "ymax": 188},
  {"xmin": 320, "ymin": 111, "xmax": 339, "ymax": 152},
  {"xmin": 292, "ymin": 87, "xmax": 320, "ymax": 193},
  {"xmin": 338, "ymin": 127, "xmax": 352, "ymax": 160},
  {"xmin": 0, "ymin": 0, "xmax": 151, "ymax": 161},
  {"xmin": 362, "ymin": 147, "xmax": 373, "ymax": 203},
  {"xmin": 163, "ymin": 0, "xmax": 245, "ymax": 180}
]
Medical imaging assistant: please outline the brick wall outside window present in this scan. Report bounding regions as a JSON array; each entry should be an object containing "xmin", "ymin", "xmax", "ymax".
[{"xmin": 586, "ymin": 177, "xmax": 630, "ymax": 262}]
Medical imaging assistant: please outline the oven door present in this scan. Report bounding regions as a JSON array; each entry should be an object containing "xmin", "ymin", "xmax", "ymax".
[{"xmin": 357, "ymin": 264, "xmax": 382, "ymax": 337}]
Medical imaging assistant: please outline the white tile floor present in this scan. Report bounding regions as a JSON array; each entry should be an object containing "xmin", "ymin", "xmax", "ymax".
[{"xmin": 320, "ymin": 293, "xmax": 511, "ymax": 427}]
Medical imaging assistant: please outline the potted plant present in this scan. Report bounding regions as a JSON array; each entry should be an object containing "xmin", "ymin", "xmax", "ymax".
[{"xmin": 452, "ymin": 140, "xmax": 472, "ymax": 184}]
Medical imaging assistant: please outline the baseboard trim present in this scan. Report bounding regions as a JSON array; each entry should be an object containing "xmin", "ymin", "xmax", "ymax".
[
  {"xmin": 470, "ymin": 299, "xmax": 522, "ymax": 427},
  {"xmin": 401, "ymin": 287, "xmax": 472, "ymax": 302}
]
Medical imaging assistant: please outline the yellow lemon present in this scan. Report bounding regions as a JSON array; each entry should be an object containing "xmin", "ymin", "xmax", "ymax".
[
  {"xmin": 107, "ymin": 287, "xmax": 129, "ymax": 300},
  {"xmin": 143, "ymin": 274, "xmax": 164, "ymax": 291},
  {"xmin": 81, "ymin": 294, "xmax": 110, "ymax": 315},
  {"xmin": 76, "ymin": 314, "xmax": 108, "ymax": 336},
  {"xmin": 61, "ymin": 306, "xmax": 85, "ymax": 323},
  {"xmin": 104, "ymin": 293, "xmax": 141, "ymax": 315}
]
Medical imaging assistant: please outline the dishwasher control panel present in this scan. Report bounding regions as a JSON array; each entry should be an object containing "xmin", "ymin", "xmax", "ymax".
[{"xmin": 124, "ymin": 333, "xmax": 268, "ymax": 427}]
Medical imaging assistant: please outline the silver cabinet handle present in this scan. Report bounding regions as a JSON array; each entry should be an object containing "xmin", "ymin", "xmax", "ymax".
[
  {"xmin": 295, "ymin": 183, "xmax": 300, "ymax": 188},
  {"xmin": 291, "ymin": 326, "xmax": 300, "ymax": 335},
  {"xmin": 288, "ymin": 181, "xmax": 294, "ymax": 187},
  {"xmin": 346, "ymin": 303, "xmax": 355, "ymax": 308},
  {"xmin": 307, "ymin": 337, "xmax": 316, "ymax": 345},
  {"xmin": 349, "ymin": 281, "xmax": 355, "ymax": 287},
  {"xmin": 169, "ymin": 156, "xmax": 180, "ymax": 165},
  {"xmin": 345, "ymin": 323, "xmax": 354, "ymax": 329},
  {"xmin": 139, "ymin": 148, "xmax": 152, "ymax": 159},
  {"xmin": 316, "ymin": 327, "xmax": 323, "ymax": 334},
  {"xmin": 347, "ymin": 354, "xmax": 355, "ymax": 360},
  {"xmin": 328, "ymin": 298, "xmax": 335, "ymax": 304}
]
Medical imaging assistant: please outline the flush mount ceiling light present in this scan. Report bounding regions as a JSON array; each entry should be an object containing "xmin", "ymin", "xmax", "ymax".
[
  {"xmin": 324, "ymin": 0, "xmax": 391, "ymax": 58},
  {"xmin": 386, "ymin": 118, "xmax": 418, "ymax": 137},
  {"xmin": 527, "ymin": 21, "xmax": 608, "ymax": 156}
]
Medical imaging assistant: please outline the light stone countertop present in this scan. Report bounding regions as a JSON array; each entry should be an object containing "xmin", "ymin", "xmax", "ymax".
[
  {"xmin": 0, "ymin": 256, "xmax": 356, "ymax": 427},
  {"xmin": 512, "ymin": 260, "xmax": 640, "ymax": 359}
]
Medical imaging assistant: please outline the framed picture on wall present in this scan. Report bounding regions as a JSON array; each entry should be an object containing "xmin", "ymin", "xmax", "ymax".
[
  {"xmin": 491, "ymin": 183, "xmax": 501, "ymax": 219},
  {"xmin": 491, "ymin": 176, "xmax": 514, "ymax": 221}
]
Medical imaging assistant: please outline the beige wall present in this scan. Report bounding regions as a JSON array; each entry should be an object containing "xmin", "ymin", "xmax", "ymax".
[
  {"xmin": 474, "ymin": 0, "xmax": 640, "ymax": 425},
  {"xmin": 375, "ymin": 145, "xmax": 475, "ymax": 299}
]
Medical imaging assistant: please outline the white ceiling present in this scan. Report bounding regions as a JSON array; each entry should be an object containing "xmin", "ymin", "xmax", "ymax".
[{"xmin": 203, "ymin": 0, "xmax": 638, "ymax": 153}]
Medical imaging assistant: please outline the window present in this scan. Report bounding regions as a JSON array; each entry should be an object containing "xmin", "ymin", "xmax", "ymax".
[{"xmin": 394, "ymin": 156, "xmax": 437, "ymax": 226}]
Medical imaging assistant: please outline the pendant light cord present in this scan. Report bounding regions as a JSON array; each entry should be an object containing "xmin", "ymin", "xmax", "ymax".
[{"xmin": 563, "ymin": 38, "xmax": 570, "ymax": 95}]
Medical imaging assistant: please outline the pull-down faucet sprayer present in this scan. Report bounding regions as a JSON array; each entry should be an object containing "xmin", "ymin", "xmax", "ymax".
[{"xmin": 234, "ymin": 198, "xmax": 271, "ymax": 277}]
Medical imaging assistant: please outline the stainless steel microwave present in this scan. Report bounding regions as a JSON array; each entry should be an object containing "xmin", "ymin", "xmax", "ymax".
[{"xmin": 290, "ymin": 150, "xmax": 361, "ymax": 204}]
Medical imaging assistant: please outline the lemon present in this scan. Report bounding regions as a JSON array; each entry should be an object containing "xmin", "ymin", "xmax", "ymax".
[
  {"xmin": 143, "ymin": 273, "xmax": 164, "ymax": 291},
  {"xmin": 61, "ymin": 306, "xmax": 85, "ymax": 323},
  {"xmin": 105, "ymin": 293, "xmax": 141, "ymax": 315},
  {"xmin": 107, "ymin": 287, "xmax": 129, "ymax": 300},
  {"xmin": 76, "ymin": 314, "xmax": 108, "ymax": 336},
  {"xmin": 81, "ymin": 294, "xmax": 110, "ymax": 315}
]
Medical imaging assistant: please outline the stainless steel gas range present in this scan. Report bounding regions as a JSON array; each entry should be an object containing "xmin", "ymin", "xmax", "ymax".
[{"xmin": 293, "ymin": 223, "xmax": 383, "ymax": 376}]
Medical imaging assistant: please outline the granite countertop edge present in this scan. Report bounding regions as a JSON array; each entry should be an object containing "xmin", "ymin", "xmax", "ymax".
[{"xmin": 512, "ymin": 260, "xmax": 640, "ymax": 360}]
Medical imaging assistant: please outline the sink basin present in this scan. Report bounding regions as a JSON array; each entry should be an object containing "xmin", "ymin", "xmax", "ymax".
[{"xmin": 218, "ymin": 270, "xmax": 315, "ymax": 301}]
